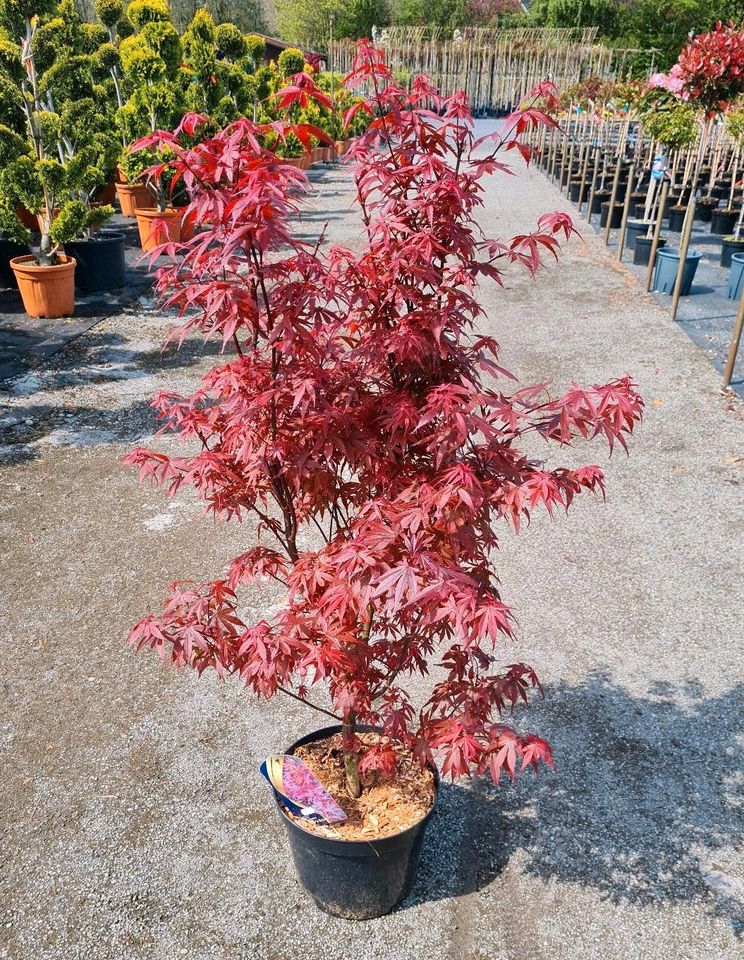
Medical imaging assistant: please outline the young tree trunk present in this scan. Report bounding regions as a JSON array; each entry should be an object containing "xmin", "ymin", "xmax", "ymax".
[{"xmin": 342, "ymin": 710, "xmax": 361, "ymax": 799}]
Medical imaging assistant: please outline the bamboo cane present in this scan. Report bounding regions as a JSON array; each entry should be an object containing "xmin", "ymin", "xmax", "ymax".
[
  {"xmin": 586, "ymin": 148, "xmax": 600, "ymax": 223},
  {"xmin": 645, "ymin": 180, "xmax": 670, "ymax": 291},
  {"xmin": 723, "ymin": 284, "xmax": 744, "ymax": 387},
  {"xmin": 577, "ymin": 140, "xmax": 590, "ymax": 209},
  {"xmin": 604, "ymin": 160, "xmax": 622, "ymax": 244},
  {"xmin": 671, "ymin": 197, "xmax": 696, "ymax": 321},
  {"xmin": 616, "ymin": 162, "xmax": 635, "ymax": 260}
]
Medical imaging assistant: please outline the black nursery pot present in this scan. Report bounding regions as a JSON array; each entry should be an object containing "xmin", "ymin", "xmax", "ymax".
[
  {"xmin": 624, "ymin": 219, "xmax": 652, "ymax": 250},
  {"xmin": 0, "ymin": 237, "xmax": 31, "ymax": 288},
  {"xmin": 591, "ymin": 189, "xmax": 611, "ymax": 215},
  {"xmin": 275, "ymin": 725, "xmax": 439, "ymax": 920},
  {"xmin": 694, "ymin": 197, "xmax": 718, "ymax": 223},
  {"xmin": 710, "ymin": 208, "xmax": 740, "ymax": 236},
  {"xmin": 634, "ymin": 234, "xmax": 667, "ymax": 266},
  {"xmin": 64, "ymin": 230, "xmax": 126, "ymax": 291},
  {"xmin": 668, "ymin": 205, "xmax": 687, "ymax": 232},
  {"xmin": 721, "ymin": 236, "xmax": 744, "ymax": 268},
  {"xmin": 599, "ymin": 201, "xmax": 623, "ymax": 229}
]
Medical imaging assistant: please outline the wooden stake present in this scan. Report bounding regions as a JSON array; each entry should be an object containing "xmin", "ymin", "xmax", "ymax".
[
  {"xmin": 604, "ymin": 160, "xmax": 622, "ymax": 244},
  {"xmin": 671, "ymin": 196, "xmax": 696, "ymax": 321},
  {"xmin": 586, "ymin": 148, "xmax": 600, "ymax": 223},
  {"xmin": 616, "ymin": 162, "xmax": 635, "ymax": 261},
  {"xmin": 645, "ymin": 180, "xmax": 670, "ymax": 292},
  {"xmin": 723, "ymin": 284, "xmax": 744, "ymax": 388}
]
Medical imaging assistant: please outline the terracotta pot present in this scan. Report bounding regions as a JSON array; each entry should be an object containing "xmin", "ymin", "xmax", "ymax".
[
  {"xmin": 334, "ymin": 140, "xmax": 347, "ymax": 156},
  {"xmin": 16, "ymin": 205, "xmax": 38, "ymax": 231},
  {"xmin": 95, "ymin": 182, "xmax": 117, "ymax": 205},
  {"xmin": 175, "ymin": 207, "xmax": 194, "ymax": 242},
  {"xmin": 134, "ymin": 207, "xmax": 182, "ymax": 252},
  {"xmin": 117, "ymin": 182, "xmax": 154, "ymax": 218},
  {"xmin": 284, "ymin": 157, "xmax": 306, "ymax": 169},
  {"xmin": 11, "ymin": 254, "xmax": 76, "ymax": 318},
  {"xmin": 116, "ymin": 164, "xmax": 128, "ymax": 183},
  {"xmin": 310, "ymin": 148, "xmax": 322, "ymax": 164},
  {"xmin": 320, "ymin": 147, "xmax": 333, "ymax": 163}
]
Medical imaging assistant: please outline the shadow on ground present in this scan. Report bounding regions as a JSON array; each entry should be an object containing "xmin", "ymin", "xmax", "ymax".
[
  {"xmin": 0, "ymin": 326, "xmax": 228, "ymax": 463},
  {"xmin": 404, "ymin": 673, "xmax": 743, "ymax": 932}
]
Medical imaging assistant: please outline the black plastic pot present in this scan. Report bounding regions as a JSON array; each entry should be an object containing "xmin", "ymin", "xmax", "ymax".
[
  {"xmin": 710, "ymin": 208, "xmax": 740, "ymax": 236},
  {"xmin": 634, "ymin": 235, "xmax": 667, "ymax": 266},
  {"xmin": 668, "ymin": 206, "xmax": 687, "ymax": 232},
  {"xmin": 591, "ymin": 190, "xmax": 611, "ymax": 215},
  {"xmin": 694, "ymin": 198, "xmax": 718, "ymax": 223},
  {"xmin": 720, "ymin": 236, "xmax": 744, "ymax": 268},
  {"xmin": 63, "ymin": 230, "xmax": 126, "ymax": 291},
  {"xmin": 600, "ymin": 202, "xmax": 623, "ymax": 229},
  {"xmin": 625, "ymin": 219, "xmax": 652, "ymax": 250},
  {"xmin": 0, "ymin": 236, "xmax": 31, "ymax": 288},
  {"xmin": 275, "ymin": 725, "xmax": 438, "ymax": 919},
  {"xmin": 569, "ymin": 180, "xmax": 582, "ymax": 203}
]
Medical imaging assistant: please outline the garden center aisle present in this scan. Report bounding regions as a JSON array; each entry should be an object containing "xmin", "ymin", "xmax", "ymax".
[{"xmin": 1, "ymin": 133, "xmax": 742, "ymax": 960}]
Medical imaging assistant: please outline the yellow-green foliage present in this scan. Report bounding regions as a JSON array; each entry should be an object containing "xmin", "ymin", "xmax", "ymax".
[
  {"xmin": 725, "ymin": 101, "xmax": 744, "ymax": 146},
  {"xmin": 277, "ymin": 47, "xmax": 305, "ymax": 78},
  {"xmin": 643, "ymin": 103, "xmax": 699, "ymax": 150},
  {"xmin": 126, "ymin": 0, "xmax": 170, "ymax": 30}
]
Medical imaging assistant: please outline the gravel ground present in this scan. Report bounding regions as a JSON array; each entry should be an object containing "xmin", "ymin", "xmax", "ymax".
[{"xmin": 1, "ymin": 137, "xmax": 743, "ymax": 960}]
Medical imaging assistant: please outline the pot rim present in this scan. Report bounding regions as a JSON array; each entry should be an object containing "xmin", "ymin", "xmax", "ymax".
[
  {"xmin": 656, "ymin": 248, "xmax": 702, "ymax": 261},
  {"xmin": 274, "ymin": 723, "xmax": 439, "ymax": 850},
  {"xmin": 635, "ymin": 234, "xmax": 667, "ymax": 244},
  {"xmin": 133, "ymin": 207, "xmax": 182, "ymax": 219},
  {"xmin": 10, "ymin": 253, "xmax": 76, "ymax": 273},
  {"xmin": 64, "ymin": 230, "xmax": 126, "ymax": 246}
]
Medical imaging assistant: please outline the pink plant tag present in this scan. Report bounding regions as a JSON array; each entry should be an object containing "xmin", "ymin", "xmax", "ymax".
[{"xmin": 260, "ymin": 754, "xmax": 347, "ymax": 823}]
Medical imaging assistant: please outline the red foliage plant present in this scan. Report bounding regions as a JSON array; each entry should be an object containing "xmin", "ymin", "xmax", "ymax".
[
  {"xmin": 675, "ymin": 21, "xmax": 744, "ymax": 113},
  {"xmin": 125, "ymin": 41, "xmax": 643, "ymax": 799}
]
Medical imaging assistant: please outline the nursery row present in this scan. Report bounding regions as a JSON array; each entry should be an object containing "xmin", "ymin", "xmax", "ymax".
[
  {"xmin": 521, "ymin": 24, "xmax": 744, "ymax": 384},
  {"xmin": 0, "ymin": 0, "xmax": 371, "ymax": 318}
]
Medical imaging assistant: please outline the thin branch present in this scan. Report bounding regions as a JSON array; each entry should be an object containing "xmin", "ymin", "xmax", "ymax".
[{"xmin": 277, "ymin": 685, "xmax": 342, "ymax": 721}]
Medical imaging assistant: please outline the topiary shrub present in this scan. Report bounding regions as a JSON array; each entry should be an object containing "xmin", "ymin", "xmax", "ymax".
[
  {"xmin": 126, "ymin": 0, "xmax": 170, "ymax": 31},
  {"xmin": 243, "ymin": 32, "xmax": 265, "ymax": 69},
  {"xmin": 214, "ymin": 21, "xmax": 246, "ymax": 62},
  {"xmin": 277, "ymin": 46, "xmax": 305, "ymax": 78}
]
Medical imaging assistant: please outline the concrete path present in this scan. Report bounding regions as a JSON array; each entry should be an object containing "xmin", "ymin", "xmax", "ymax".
[{"xmin": 1, "ymin": 146, "xmax": 743, "ymax": 960}]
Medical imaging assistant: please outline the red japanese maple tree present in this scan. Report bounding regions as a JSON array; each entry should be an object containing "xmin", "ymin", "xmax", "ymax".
[{"xmin": 125, "ymin": 41, "xmax": 643, "ymax": 798}]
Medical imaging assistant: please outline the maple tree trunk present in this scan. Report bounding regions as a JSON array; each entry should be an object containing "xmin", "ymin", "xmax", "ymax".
[{"xmin": 342, "ymin": 711, "xmax": 362, "ymax": 799}]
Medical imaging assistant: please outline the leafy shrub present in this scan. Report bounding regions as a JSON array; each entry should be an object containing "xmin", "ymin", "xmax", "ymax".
[{"xmin": 277, "ymin": 46, "xmax": 305, "ymax": 78}]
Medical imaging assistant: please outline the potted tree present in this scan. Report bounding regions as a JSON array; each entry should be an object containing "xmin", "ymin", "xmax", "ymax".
[
  {"xmin": 124, "ymin": 46, "xmax": 643, "ymax": 919},
  {"xmin": 115, "ymin": 0, "xmax": 182, "ymax": 217},
  {"xmin": 0, "ymin": 2, "xmax": 81, "ymax": 316}
]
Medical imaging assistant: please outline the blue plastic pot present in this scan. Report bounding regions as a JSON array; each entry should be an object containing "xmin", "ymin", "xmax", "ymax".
[
  {"xmin": 653, "ymin": 247, "xmax": 702, "ymax": 296},
  {"xmin": 728, "ymin": 253, "xmax": 744, "ymax": 300}
]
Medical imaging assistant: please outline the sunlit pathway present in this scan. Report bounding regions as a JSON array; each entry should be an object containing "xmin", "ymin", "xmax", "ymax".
[{"xmin": 1, "ymin": 137, "xmax": 742, "ymax": 960}]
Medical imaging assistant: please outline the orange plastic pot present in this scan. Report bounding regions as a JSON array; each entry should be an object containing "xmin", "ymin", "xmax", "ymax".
[
  {"xmin": 335, "ymin": 140, "xmax": 348, "ymax": 156},
  {"xmin": 11, "ymin": 254, "xmax": 76, "ymax": 318},
  {"xmin": 117, "ymin": 182, "xmax": 154, "ymax": 218},
  {"xmin": 16, "ymin": 205, "xmax": 38, "ymax": 231},
  {"xmin": 176, "ymin": 207, "xmax": 195, "ymax": 242},
  {"xmin": 95, "ymin": 182, "xmax": 117, "ymax": 205},
  {"xmin": 134, "ymin": 207, "xmax": 182, "ymax": 252}
]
